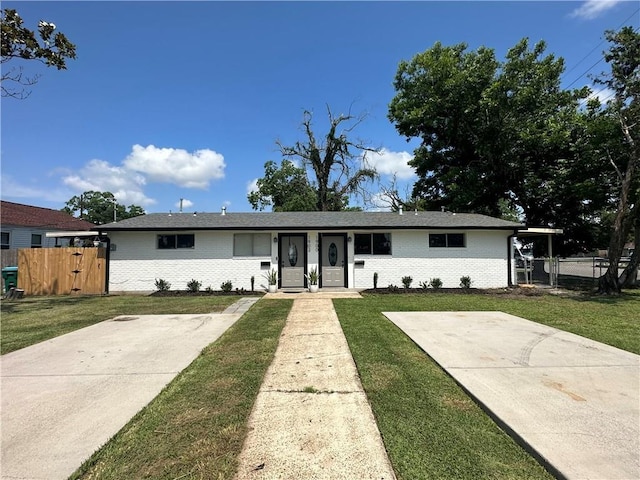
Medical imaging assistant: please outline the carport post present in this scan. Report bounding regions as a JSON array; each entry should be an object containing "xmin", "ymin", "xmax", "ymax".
[{"xmin": 548, "ymin": 234, "xmax": 554, "ymax": 287}]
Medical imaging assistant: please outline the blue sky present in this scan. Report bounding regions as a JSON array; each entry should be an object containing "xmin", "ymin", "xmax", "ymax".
[{"xmin": 2, "ymin": 1, "xmax": 638, "ymax": 215}]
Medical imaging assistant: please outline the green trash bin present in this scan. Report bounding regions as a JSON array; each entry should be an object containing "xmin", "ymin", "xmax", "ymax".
[{"xmin": 2, "ymin": 266, "xmax": 18, "ymax": 293}]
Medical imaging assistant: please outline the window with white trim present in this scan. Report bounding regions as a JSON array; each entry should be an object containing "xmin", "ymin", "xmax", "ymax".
[
  {"xmin": 1, "ymin": 232, "xmax": 9, "ymax": 249},
  {"xmin": 354, "ymin": 233, "xmax": 392, "ymax": 255},
  {"xmin": 157, "ymin": 234, "xmax": 195, "ymax": 249},
  {"xmin": 233, "ymin": 233, "xmax": 270, "ymax": 256},
  {"xmin": 429, "ymin": 233, "xmax": 465, "ymax": 248},
  {"xmin": 31, "ymin": 233, "xmax": 42, "ymax": 248}
]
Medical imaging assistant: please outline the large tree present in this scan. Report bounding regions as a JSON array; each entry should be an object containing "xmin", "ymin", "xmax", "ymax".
[
  {"xmin": 388, "ymin": 38, "xmax": 596, "ymax": 256},
  {"xmin": 592, "ymin": 27, "xmax": 639, "ymax": 293},
  {"xmin": 63, "ymin": 191, "xmax": 144, "ymax": 225},
  {"xmin": 250, "ymin": 107, "xmax": 378, "ymax": 212},
  {"xmin": 248, "ymin": 160, "xmax": 317, "ymax": 211},
  {"xmin": 1, "ymin": 8, "xmax": 76, "ymax": 99}
]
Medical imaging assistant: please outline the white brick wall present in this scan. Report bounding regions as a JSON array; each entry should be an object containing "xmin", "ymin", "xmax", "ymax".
[
  {"xmin": 348, "ymin": 230, "xmax": 510, "ymax": 289},
  {"xmin": 108, "ymin": 229, "xmax": 512, "ymax": 292},
  {"xmin": 109, "ymin": 231, "xmax": 277, "ymax": 292}
]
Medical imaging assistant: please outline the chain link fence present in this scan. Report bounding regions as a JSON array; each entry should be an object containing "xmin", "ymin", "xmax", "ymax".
[{"xmin": 528, "ymin": 257, "xmax": 638, "ymax": 289}]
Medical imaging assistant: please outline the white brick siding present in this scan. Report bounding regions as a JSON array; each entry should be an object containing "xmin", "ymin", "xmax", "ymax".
[
  {"xmin": 109, "ymin": 231, "xmax": 277, "ymax": 292},
  {"xmin": 349, "ymin": 230, "xmax": 510, "ymax": 289},
  {"xmin": 108, "ymin": 229, "xmax": 511, "ymax": 292}
]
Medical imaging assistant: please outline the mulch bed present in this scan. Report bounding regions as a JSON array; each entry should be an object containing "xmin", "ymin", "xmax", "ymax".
[{"xmin": 150, "ymin": 290, "xmax": 264, "ymax": 297}]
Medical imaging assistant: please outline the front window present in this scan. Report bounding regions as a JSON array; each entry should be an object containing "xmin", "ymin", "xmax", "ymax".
[
  {"xmin": 157, "ymin": 234, "xmax": 195, "ymax": 249},
  {"xmin": 31, "ymin": 234, "xmax": 42, "ymax": 248},
  {"xmin": 429, "ymin": 233, "xmax": 466, "ymax": 248},
  {"xmin": 233, "ymin": 233, "xmax": 270, "ymax": 256},
  {"xmin": 354, "ymin": 233, "xmax": 392, "ymax": 255},
  {"xmin": 1, "ymin": 232, "xmax": 9, "ymax": 249}
]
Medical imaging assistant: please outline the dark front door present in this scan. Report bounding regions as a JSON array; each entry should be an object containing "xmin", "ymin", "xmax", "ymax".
[{"xmin": 280, "ymin": 234, "xmax": 306, "ymax": 288}]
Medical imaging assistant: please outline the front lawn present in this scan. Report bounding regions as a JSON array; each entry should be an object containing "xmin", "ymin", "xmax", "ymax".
[{"xmin": 335, "ymin": 291, "xmax": 639, "ymax": 479}]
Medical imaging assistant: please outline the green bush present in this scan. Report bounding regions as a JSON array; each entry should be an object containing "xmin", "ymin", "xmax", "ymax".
[
  {"xmin": 429, "ymin": 278, "xmax": 443, "ymax": 289},
  {"xmin": 460, "ymin": 276, "xmax": 472, "ymax": 289},
  {"xmin": 186, "ymin": 279, "xmax": 202, "ymax": 292},
  {"xmin": 220, "ymin": 280, "xmax": 233, "ymax": 292},
  {"xmin": 401, "ymin": 276, "xmax": 413, "ymax": 289},
  {"xmin": 154, "ymin": 278, "xmax": 171, "ymax": 292}
]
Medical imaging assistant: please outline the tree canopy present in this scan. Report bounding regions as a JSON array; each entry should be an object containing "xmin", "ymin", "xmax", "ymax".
[
  {"xmin": 1, "ymin": 8, "xmax": 76, "ymax": 99},
  {"xmin": 249, "ymin": 107, "xmax": 378, "ymax": 211},
  {"xmin": 62, "ymin": 191, "xmax": 144, "ymax": 225}
]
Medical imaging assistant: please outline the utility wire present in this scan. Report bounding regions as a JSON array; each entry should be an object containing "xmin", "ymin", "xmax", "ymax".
[{"xmin": 563, "ymin": 7, "xmax": 639, "ymax": 89}]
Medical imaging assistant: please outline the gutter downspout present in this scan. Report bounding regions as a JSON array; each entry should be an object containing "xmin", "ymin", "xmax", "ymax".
[
  {"xmin": 100, "ymin": 232, "xmax": 110, "ymax": 295},
  {"xmin": 507, "ymin": 230, "xmax": 518, "ymax": 287}
]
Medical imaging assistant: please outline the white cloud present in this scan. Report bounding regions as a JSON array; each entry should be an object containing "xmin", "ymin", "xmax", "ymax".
[
  {"xmin": 62, "ymin": 159, "xmax": 156, "ymax": 206},
  {"xmin": 246, "ymin": 178, "xmax": 259, "ymax": 195},
  {"xmin": 570, "ymin": 0, "xmax": 622, "ymax": 20},
  {"xmin": 366, "ymin": 148, "xmax": 416, "ymax": 180},
  {"xmin": 124, "ymin": 144, "xmax": 225, "ymax": 189},
  {"xmin": 1, "ymin": 175, "xmax": 71, "ymax": 203},
  {"xmin": 175, "ymin": 198, "xmax": 194, "ymax": 210},
  {"xmin": 587, "ymin": 85, "xmax": 615, "ymax": 103}
]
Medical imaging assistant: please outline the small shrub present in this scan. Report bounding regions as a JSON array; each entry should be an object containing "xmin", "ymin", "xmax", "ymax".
[
  {"xmin": 220, "ymin": 280, "xmax": 233, "ymax": 292},
  {"xmin": 205, "ymin": 285, "xmax": 214, "ymax": 293},
  {"xmin": 429, "ymin": 278, "xmax": 443, "ymax": 289},
  {"xmin": 154, "ymin": 278, "xmax": 171, "ymax": 292},
  {"xmin": 373, "ymin": 272, "xmax": 379, "ymax": 289},
  {"xmin": 387, "ymin": 284, "xmax": 400, "ymax": 293},
  {"xmin": 460, "ymin": 275, "xmax": 472, "ymax": 289},
  {"xmin": 419, "ymin": 281, "xmax": 429, "ymax": 290},
  {"xmin": 401, "ymin": 276, "xmax": 413, "ymax": 289},
  {"xmin": 186, "ymin": 279, "xmax": 202, "ymax": 292}
]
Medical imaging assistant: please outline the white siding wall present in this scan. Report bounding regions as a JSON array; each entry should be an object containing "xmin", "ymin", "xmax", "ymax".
[
  {"xmin": 108, "ymin": 228, "xmax": 512, "ymax": 292},
  {"xmin": 109, "ymin": 231, "xmax": 277, "ymax": 292},
  {"xmin": 349, "ymin": 230, "xmax": 510, "ymax": 289}
]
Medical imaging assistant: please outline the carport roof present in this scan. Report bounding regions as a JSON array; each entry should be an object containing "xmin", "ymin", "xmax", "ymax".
[{"xmin": 99, "ymin": 211, "xmax": 523, "ymax": 232}]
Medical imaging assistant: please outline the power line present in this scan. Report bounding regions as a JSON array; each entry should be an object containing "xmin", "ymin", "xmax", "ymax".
[{"xmin": 563, "ymin": 7, "xmax": 639, "ymax": 89}]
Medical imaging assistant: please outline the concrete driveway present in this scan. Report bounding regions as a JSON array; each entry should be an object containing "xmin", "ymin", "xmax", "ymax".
[
  {"xmin": 384, "ymin": 311, "xmax": 640, "ymax": 480},
  {"xmin": 1, "ymin": 299, "xmax": 256, "ymax": 480}
]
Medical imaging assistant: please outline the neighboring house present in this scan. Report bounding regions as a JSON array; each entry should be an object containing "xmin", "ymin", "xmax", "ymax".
[
  {"xmin": 99, "ymin": 210, "xmax": 523, "ymax": 292},
  {"xmin": 1, "ymin": 200, "xmax": 96, "ymax": 250}
]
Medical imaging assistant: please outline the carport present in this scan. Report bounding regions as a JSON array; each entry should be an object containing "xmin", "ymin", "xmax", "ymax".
[{"xmin": 515, "ymin": 227, "xmax": 563, "ymax": 286}]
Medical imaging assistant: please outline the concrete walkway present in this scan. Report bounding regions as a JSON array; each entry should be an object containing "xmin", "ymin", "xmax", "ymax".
[
  {"xmin": 0, "ymin": 298, "xmax": 258, "ymax": 480},
  {"xmin": 234, "ymin": 297, "xmax": 396, "ymax": 480},
  {"xmin": 385, "ymin": 311, "xmax": 640, "ymax": 480}
]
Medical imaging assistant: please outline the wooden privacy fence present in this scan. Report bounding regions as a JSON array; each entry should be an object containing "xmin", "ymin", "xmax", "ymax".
[{"xmin": 18, "ymin": 247, "xmax": 107, "ymax": 295}]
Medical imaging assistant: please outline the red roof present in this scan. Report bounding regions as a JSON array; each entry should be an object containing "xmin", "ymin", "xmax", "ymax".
[{"xmin": 0, "ymin": 201, "xmax": 96, "ymax": 231}]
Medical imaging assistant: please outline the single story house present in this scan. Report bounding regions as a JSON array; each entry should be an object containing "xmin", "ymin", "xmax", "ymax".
[
  {"xmin": 1, "ymin": 200, "xmax": 95, "ymax": 250},
  {"xmin": 99, "ymin": 209, "xmax": 523, "ymax": 292}
]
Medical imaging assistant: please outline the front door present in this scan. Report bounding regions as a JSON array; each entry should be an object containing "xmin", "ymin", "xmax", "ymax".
[
  {"xmin": 280, "ymin": 234, "xmax": 306, "ymax": 288},
  {"xmin": 321, "ymin": 234, "xmax": 346, "ymax": 287}
]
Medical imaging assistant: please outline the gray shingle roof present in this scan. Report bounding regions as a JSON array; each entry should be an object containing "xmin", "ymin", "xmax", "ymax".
[{"xmin": 99, "ymin": 211, "xmax": 522, "ymax": 231}]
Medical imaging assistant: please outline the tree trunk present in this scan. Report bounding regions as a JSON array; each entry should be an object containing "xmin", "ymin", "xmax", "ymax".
[{"xmin": 618, "ymin": 217, "xmax": 639, "ymax": 288}]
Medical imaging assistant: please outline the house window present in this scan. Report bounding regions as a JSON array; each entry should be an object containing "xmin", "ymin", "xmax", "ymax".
[
  {"xmin": 234, "ymin": 233, "xmax": 270, "ymax": 256},
  {"xmin": 1, "ymin": 232, "xmax": 9, "ymax": 249},
  {"xmin": 31, "ymin": 234, "xmax": 43, "ymax": 248},
  {"xmin": 429, "ymin": 233, "xmax": 466, "ymax": 248},
  {"xmin": 354, "ymin": 233, "xmax": 392, "ymax": 255},
  {"xmin": 157, "ymin": 234, "xmax": 195, "ymax": 249}
]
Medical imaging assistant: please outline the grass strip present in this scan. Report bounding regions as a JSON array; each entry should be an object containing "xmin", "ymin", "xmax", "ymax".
[
  {"xmin": 69, "ymin": 298, "xmax": 291, "ymax": 480},
  {"xmin": 1, "ymin": 295, "xmax": 241, "ymax": 354},
  {"xmin": 335, "ymin": 292, "xmax": 639, "ymax": 479}
]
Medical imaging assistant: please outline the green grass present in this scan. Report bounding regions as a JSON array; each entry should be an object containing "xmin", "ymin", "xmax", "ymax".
[
  {"xmin": 335, "ymin": 291, "xmax": 639, "ymax": 479},
  {"xmin": 70, "ymin": 299, "xmax": 292, "ymax": 480},
  {"xmin": 0, "ymin": 295, "xmax": 242, "ymax": 354}
]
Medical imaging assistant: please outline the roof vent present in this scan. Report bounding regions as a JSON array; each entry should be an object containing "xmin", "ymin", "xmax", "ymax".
[
  {"xmin": 221, "ymin": 206, "xmax": 226, "ymax": 216},
  {"xmin": 399, "ymin": 206, "xmax": 403, "ymax": 215},
  {"xmin": 168, "ymin": 210, "xmax": 172, "ymax": 217}
]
